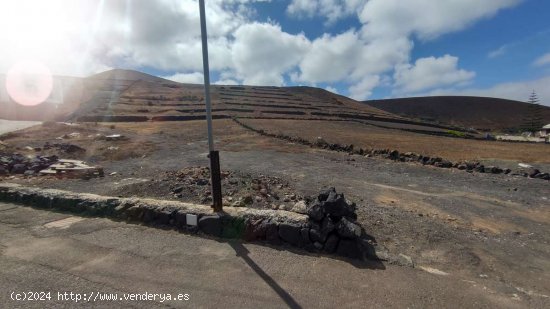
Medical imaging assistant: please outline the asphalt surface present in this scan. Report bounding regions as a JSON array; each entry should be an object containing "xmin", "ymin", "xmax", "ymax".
[{"xmin": 0, "ymin": 202, "xmax": 540, "ymax": 309}]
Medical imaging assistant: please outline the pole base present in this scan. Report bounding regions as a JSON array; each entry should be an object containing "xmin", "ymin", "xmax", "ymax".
[{"xmin": 209, "ymin": 150, "xmax": 223, "ymax": 212}]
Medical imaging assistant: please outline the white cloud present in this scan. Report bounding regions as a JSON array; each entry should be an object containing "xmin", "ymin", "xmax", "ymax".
[
  {"xmin": 232, "ymin": 22, "xmax": 310, "ymax": 85},
  {"xmin": 163, "ymin": 72, "xmax": 204, "ymax": 84},
  {"xmin": 325, "ymin": 86, "xmax": 338, "ymax": 94},
  {"xmin": 533, "ymin": 53, "xmax": 550, "ymax": 67},
  {"xmin": 488, "ymin": 46, "xmax": 507, "ymax": 59},
  {"xmin": 287, "ymin": 0, "xmax": 515, "ymax": 98},
  {"xmin": 297, "ymin": 31, "xmax": 363, "ymax": 84},
  {"xmin": 295, "ymin": 31, "xmax": 412, "ymax": 84},
  {"xmin": 358, "ymin": 0, "xmax": 521, "ymax": 40},
  {"xmin": 424, "ymin": 75, "xmax": 550, "ymax": 106},
  {"xmin": 349, "ymin": 75, "xmax": 380, "ymax": 100},
  {"xmin": 287, "ymin": 0, "xmax": 366, "ymax": 24},
  {"xmin": 0, "ymin": 0, "xmax": 523, "ymax": 101},
  {"xmin": 0, "ymin": 0, "xmax": 257, "ymax": 76},
  {"xmin": 394, "ymin": 55, "xmax": 475, "ymax": 94}
]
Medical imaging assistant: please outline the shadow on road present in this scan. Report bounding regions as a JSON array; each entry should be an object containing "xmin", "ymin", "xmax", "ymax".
[{"xmin": 229, "ymin": 241, "xmax": 303, "ymax": 309}]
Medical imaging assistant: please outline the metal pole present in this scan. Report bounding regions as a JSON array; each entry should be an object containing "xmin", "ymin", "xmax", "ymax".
[{"xmin": 198, "ymin": 0, "xmax": 223, "ymax": 212}]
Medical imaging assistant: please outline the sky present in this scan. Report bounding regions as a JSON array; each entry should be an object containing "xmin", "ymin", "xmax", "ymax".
[{"xmin": 1, "ymin": 0, "xmax": 550, "ymax": 105}]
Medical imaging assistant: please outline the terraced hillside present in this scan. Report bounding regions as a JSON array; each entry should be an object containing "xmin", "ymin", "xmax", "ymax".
[
  {"xmin": 1, "ymin": 69, "xmax": 468, "ymax": 135},
  {"xmin": 72, "ymin": 69, "xmax": 403, "ymax": 122},
  {"xmin": 74, "ymin": 70, "xmax": 468, "ymax": 134}
]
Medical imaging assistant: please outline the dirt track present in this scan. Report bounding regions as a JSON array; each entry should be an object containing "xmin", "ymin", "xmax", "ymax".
[{"xmin": 1, "ymin": 120, "xmax": 549, "ymax": 307}]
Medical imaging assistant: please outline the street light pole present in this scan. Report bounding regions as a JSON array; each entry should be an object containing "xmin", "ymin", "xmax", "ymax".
[{"xmin": 198, "ymin": 0, "xmax": 223, "ymax": 212}]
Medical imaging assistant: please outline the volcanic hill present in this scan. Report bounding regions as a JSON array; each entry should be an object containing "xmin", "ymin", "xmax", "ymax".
[
  {"xmin": 366, "ymin": 96, "xmax": 550, "ymax": 132},
  {"xmin": 1, "ymin": 69, "xmax": 465, "ymax": 135}
]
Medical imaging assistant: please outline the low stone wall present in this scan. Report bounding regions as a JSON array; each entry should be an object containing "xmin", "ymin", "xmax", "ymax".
[
  {"xmin": 0, "ymin": 183, "xmax": 378, "ymax": 261},
  {"xmin": 233, "ymin": 118, "xmax": 550, "ymax": 181}
]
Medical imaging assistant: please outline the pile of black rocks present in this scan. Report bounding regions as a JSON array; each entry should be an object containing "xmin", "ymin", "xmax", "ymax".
[
  {"xmin": 0, "ymin": 154, "xmax": 58, "ymax": 176},
  {"xmin": 243, "ymin": 187, "xmax": 375, "ymax": 260},
  {"xmin": 305, "ymin": 187, "xmax": 371, "ymax": 259}
]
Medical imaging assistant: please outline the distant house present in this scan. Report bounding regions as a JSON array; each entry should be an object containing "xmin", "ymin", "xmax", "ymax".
[{"xmin": 540, "ymin": 124, "xmax": 550, "ymax": 143}]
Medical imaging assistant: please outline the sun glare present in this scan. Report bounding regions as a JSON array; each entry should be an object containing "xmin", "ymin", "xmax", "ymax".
[
  {"xmin": 5, "ymin": 60, "xmax": 53, "ymax": 106},
  {"xmin": 0, "ymin": 1, "xmax": 100, "ymax": 106}
]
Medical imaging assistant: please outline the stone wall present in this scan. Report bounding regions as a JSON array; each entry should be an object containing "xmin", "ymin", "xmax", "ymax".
[
  {"xmin": 0, "ymin": 183, "xmax": 378, "ymax": 261},
  {"xmin": 233, "ymin": 118, "xmax": 550, "ymax": 181}
]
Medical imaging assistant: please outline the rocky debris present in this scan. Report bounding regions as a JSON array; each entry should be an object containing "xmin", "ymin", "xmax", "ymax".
[
  {"xmin": 396, "ymin": 253, "xmax": 415, "ymax": 268},
  {"xmin": 105, "ymin": 134, "xmax": 127, "ymax": 141},
  {"xmin": 233, "ymin": 119, "xmax": 550, "ymax": 181},
  {"xmin": 133, "ymin": 167, "xmax": 307, "ymax": 210},
  {"xmin": 39, "ymin": 159, "xmax": 104, "ymax": 179},
  {"xmin": 43, "ymin": 142, "xmax": 86, "ymax": 154},
  {"xmin": 0, "ymin": 154, "xmax": 59, "ymax": 176},
  {"xmin": 291, "ymin": 200, "xmax": 307, "ymax": 214}
]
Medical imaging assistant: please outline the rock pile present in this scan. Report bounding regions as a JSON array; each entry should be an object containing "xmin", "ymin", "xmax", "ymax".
[
  {"xmin": 0, "ymin": 154, "xmax": 58, "ymax": 176},
  {"xmin": 43, "ymin": 142, "xmax": 86, "ymax": 154},
  {"xmin": 244, "ymin": 187, "xmax": 375, "ymax": 260},
  {"xmin": 159, "ymin": 167, "xmax": 305, "ymax": 210}
]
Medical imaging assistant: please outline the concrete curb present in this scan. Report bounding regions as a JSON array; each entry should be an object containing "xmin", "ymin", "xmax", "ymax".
[
  {"xmin": 0, "ymin": 183, "xmax": 381, "ymax": 262},
  {"xmin": 0, "ymin": 182, "xmax": 306, "ymax": 238}
]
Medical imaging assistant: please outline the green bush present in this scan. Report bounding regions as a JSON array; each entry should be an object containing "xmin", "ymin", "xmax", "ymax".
[{"xmin": 446, "ymin": 130, "xmax": 467, "ymax": 138}]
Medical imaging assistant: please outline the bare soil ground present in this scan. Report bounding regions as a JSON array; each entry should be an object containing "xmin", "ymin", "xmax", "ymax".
[
  {"xmin": 241, "ymin": 118, "xmax": 550, "ymax": 165},
  {"xmin": 1, "ymin": 119, "xmax": 549, "ymax": 307}
]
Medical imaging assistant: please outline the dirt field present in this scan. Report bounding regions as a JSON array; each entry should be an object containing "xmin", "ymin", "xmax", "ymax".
[
  {"xmin": 1, "ymin": 120, "xmax": 549, "ymax": 307},
  {"xmin": 241, "ymin": 118, "xmax": 550, "ymax": 164}
]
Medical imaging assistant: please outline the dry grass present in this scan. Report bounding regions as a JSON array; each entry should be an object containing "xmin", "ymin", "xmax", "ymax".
[{"xmin": 242, "ymin": 119, "xmax": 550, "ymax": 163}]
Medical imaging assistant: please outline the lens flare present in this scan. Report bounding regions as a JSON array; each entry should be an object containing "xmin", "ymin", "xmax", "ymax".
[{"xmin": 5, "ymin": 60, "xmax": 53, "ymax": 106}]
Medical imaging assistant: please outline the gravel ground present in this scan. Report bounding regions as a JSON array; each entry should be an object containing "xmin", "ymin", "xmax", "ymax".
[{"xmin": 1, "ymin": 120, "xmax": 549, "ymax": 304}]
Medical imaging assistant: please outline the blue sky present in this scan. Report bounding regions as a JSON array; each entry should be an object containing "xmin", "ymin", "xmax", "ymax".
[
  {"xmin": 1, "ymin": 0, "xmax": 550, "ymax": 104},
  {"xmin": 249, "ymin": 0, "xmax": 550, "ymax": 102}
]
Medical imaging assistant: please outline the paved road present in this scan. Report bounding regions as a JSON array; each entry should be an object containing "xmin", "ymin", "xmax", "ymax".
[
  {"xmin": 0, "ymin": 120, "xmax": 41, "ymax": 135},
  {"xmin": 0, "ymin": 203, "xmax": 537, "ymax": 309}
]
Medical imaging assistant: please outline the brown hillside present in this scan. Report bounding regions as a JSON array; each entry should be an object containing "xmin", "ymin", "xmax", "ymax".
[
  {"xmin": 366, "ymin": 96, "xmax": 550, "ymax": 132},
  {"xmin": 1, "ymin": 69, "xmax": 467, "ymax": 135}
]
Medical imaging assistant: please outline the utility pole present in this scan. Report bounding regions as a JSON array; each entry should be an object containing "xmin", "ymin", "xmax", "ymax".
[{"xmin": 198, "ymin": 0, "xmax": 223, "ymax": 212}]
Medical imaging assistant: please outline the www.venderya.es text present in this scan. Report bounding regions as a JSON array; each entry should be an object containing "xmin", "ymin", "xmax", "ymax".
[{"xmin": 10, "ymin": 291, "xmax": 190, "ymax": 303}]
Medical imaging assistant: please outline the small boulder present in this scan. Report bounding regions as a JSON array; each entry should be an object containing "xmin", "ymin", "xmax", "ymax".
[
  {"xmin": 291, "ymin": 200, "xmax": 307, "ymax": 214},
  {"xmin": 198, "ymin": 215, "xmax": 222, "ymax": 237},
  {"xmin": 322, "ymin": 191, "xmax": 355, "ymax": 217},
  {"xmin": 309, "ymin": 227, "xmax": 327, "ymax": 243},
  {"xmin": 174, "ymin": 210, "xmax": 187, "ymax": 227},
  {"xmin": 318, "ymin": 187, "xmax": 336, "ymax": 202},
  {"xmin": 265, "ymin": 221, "xmax": 281, "ymax": 245},
  {"xmin": 278, "ymin": 223, "xmax": 303, "ymax": 247},
  {"xmin": 11, "ymin": 163, "xmax": 27, "ymax": 174},
  {"xmin": 336, "ymin": 217, "xmax": 362, "ymax": 239},
  {"xmin": 474, "ymin": 165, "xmax": 485, "ymax": 173},
  {"xmin": 300, "ymin": 228, "xmax": 311, "ymax": 244},
  {"xmin": 324, "ymin": 234, "xmax": 339, "ymax": 253},
  {"xmin": 307, "ymin": 201, "xmax": 324, "ymax": 221},
  {"xmin": 397, "ymin": 253, "xmax": 414, "ymax": 268}
]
